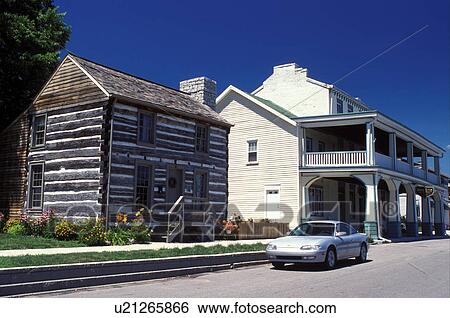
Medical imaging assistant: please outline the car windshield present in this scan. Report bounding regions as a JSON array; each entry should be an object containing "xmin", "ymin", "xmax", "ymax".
[{"xmin": 289, "ymin": 223, "xmax": 335, "ymax": 237}]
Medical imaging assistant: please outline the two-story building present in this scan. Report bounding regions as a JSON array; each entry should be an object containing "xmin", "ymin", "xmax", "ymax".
[
  {"xmin": 216, "ymin": 63, "xmax": 448, "ymax": 239},
  {"xmin": 0, "ymin": 54, "xmax": 230, "ymax": 241}
]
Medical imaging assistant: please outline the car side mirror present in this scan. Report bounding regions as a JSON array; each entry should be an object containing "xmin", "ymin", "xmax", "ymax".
[
  {"xmin": 336, "ymin": 231, "xmax": 347, "ymax": 237},
  {"xmin": 286, "ymin": 231, "xmax": 291, "ymax": 236}
]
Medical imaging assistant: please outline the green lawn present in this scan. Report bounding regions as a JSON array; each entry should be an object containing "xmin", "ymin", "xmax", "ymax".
[
  {"xmin": 0, "ymin": 243, "xmax": 266, "ymax": 269},
  {"xmin": 0, "ymin": 234, "xmax": 86, "ymax": 250}
]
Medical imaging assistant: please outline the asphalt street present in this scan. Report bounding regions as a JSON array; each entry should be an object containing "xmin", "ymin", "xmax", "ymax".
[{"xmin": 33, "ymin": 239, "xmax": 450, "ymax": 298}]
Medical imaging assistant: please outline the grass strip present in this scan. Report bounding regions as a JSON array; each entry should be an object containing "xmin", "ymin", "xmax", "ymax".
[
  {"xmin": 0, "ymin": 243, "xmax": 266, "ymax": 269},
  {"xmin": 0, "ymin": 234, "xmax": 85, "ymax": 250}
]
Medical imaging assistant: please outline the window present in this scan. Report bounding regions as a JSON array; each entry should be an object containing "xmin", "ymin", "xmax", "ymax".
[
  {"xmin": 318, "ymin": 141, "xmax": 325, "ymax": 152},
  {"xmin": 306, "ymin": 137, "xmax": 313, "ymax": 152},
  {"xmin": 308, "ymin": 186, "xmax": 324, "ymax": 217},
  {"xmin": 137, "ymin": 112, "xmax": 155, "ymax": 145},
  {"xmin": 337, "ymin": 99, "xmax": 343, "ymax": 114},
  {"xmin": 32, "ymin": 115, "xmax": 46, "ymax": 147},
  {"xmin": 28, "ymin": 163, "xmax": 44, "ymax": 209},
  {"xmin": 135, "ymin": 165, "xmax": 152, "ymax": 207},
  {"xmin": 347, "ymin": 103, "xmax": 354, "ymax": 113},
  {"xmin": 194, "ymin": 171, "xmax": 208, "ymax": 199},
  {"xmin": 195, "ymin": 124, "xmax": 209, "ymax": 153},
  {"xmin": 247, "ymin": 140, "xmax": 258, "ymax": 163},
  {"xmin": 336, "ymin": 223, "xmax": 350, "ymax": 235}
]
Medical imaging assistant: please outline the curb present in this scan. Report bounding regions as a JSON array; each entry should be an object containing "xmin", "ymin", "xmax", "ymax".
[{"xmin": 0, "ymin": 251, "xmax": 268, "ymax": 297}]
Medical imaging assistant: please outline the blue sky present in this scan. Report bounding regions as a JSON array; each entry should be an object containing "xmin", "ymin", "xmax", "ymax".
[{"xmin": 56, "ymin": 0, "xmax": 449, "ymax": 173}]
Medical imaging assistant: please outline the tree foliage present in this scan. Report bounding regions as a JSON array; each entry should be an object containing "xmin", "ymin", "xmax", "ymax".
[{"xmin": 0, "ymin": 0, "xmax": 71, "ymax": 128}]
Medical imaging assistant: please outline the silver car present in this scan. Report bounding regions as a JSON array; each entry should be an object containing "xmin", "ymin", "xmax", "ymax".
[{"xmin": 266, "ymin": 221, "xmax": 369, "ymax": 269}]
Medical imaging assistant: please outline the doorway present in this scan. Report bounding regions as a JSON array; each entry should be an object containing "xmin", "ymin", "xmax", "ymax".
[
  {"xmin": 167, "ymin": 167, "xmax": 184, "ymax": 204},
  {"xmin": 265, "ymin": 185, "xmax": 280, "ymax": 220}
]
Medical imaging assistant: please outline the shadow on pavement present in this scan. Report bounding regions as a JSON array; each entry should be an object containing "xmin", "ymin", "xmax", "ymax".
[{"xmin": 270, "ymin": 259, "xmax": 373, "ymax": 272}]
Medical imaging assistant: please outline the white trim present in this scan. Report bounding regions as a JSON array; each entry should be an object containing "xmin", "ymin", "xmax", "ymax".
[
  {"xmin": 216, "ymin": 85, "xmax": 297, "ymax": 126},
  {"xmin": 67, "ymin": 55, "xmax": 110, "ymax": 97}
]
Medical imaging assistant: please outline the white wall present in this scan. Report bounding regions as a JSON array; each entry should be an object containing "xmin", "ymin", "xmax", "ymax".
[
  {"xmin": 253, "ymin": 64, "xmax": 331, "ymax": 117},
  {"xmin": 216, "ymin": 91, "xmax": 300, "ymax": 228}
]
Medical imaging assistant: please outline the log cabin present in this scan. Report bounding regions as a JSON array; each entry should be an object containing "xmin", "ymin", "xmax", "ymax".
[{"xmin": 0, "ymin": 53, "xmax": 231, "ymax": 241}]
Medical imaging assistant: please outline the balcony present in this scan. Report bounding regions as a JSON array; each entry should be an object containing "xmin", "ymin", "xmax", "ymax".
[
  {"xmin": 305, "ymin": 151, "xmax": 366, "ymax": 167},
  {"xmin": 299, "ymin": 119, "xmax": 443, "ymax": 186}
]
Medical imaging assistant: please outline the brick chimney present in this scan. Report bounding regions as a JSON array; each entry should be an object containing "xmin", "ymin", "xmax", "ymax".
[{"xmin": 180, "ymin": 77, "xmax": 217, "ymax": 110}]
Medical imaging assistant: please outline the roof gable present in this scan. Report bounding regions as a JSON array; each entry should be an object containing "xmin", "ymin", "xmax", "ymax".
[
  {"xmin": 216, "ymin": 85, "xmax": 297, "ymax": 126},
  {"xmin": 33, "ymin": 56, "xmax": 109, "ymax": 111}
]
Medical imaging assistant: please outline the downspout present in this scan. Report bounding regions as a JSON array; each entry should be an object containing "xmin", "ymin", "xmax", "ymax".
[{"xmin": 105, "ymin": 97, "xmax": 116, "ymax": 229}]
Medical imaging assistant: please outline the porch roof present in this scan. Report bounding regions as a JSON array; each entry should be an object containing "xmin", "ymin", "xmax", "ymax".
[{"xmin": 294, "ymin": 111, "xmax": 445, "ymax": 155}]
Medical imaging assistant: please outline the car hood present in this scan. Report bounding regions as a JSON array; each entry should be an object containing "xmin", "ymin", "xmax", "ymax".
[{"xmin": 270, "ymin": 236, "xmax": 331, "ymax": 248}]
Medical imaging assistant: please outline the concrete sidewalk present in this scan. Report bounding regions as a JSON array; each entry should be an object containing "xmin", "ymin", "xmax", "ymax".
[{"xmin": 0, "ymin": 239, "xmax": 272, "ymax": 257}]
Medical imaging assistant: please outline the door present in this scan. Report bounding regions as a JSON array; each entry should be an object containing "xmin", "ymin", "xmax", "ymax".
[
  {"xmin": 167, "ymin": 167, "xmax": 184, "ymax": 204},
  {"xmin": 265, "ymin": 186, "xmax": 280, "ymax": 220}
]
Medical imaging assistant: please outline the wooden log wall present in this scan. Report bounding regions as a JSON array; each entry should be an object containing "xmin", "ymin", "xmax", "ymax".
[
  {"xmin": 108, "ymin": 102, "xmax": 229, "ymax": 216},
  {"xmin": 0, "ymin": 113, "xmax": 30, "ymax": 218}
]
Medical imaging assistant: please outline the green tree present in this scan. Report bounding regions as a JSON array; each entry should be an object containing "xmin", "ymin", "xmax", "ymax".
[{"xmin": 0, "ymin": 0, "xmax": 71, "ymax": 128}]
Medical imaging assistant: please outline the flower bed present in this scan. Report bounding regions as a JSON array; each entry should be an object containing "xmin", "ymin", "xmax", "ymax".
[{"xmin": 0, "ymin": 209, "xmax": 151, "ymax": 248}]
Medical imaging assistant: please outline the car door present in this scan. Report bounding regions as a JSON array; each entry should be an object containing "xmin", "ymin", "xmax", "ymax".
[
  {"xmin": 348, "ymin": 225, "xmax": 362, "ymax": 256},
  {"xmin": 335, "ymin": 223, "xmax": 352, "ymax": 259}
]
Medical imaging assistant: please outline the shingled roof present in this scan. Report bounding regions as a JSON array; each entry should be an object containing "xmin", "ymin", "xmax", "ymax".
[{"xmin": 69, "ymin": 54, "xmax": 230, "ymax": 127}]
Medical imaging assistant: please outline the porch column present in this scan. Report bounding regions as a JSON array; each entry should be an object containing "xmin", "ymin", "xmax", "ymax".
[
  {"xmin": 358, "ymin": 174, "xmax": 379, "ymax": 239},
  {"xmin": 299, "ymin": 175, "xmax": 318, "ymax": 224},
  {"xmin": 407, "ymin": 142, "xmax": 414, "ymax": 174},
  {"xmin": 365, "ymin": 122, "xmax": 375, "ymax": 166},
  {"xmin": 421, "ymin": 196, "xmax": 433, "ymax": 236},
  {"xmin": 298, "ymin": 126, "xmax": 306, "ymax": 167},
  {"xmin": 421, "ymin": 150, "xmax": 428, "ymax": 179},
  {"xmin": 389, "ymin": 132, "xmax": 396, "ymax": 170},
  {"xmin": 386, "ymin": 179, "xmax": 402, "ymax": 238},
  {"xmin": 405, "ymin": 184, "xmax": 418, "ymax": 237},
  {"xmin": 434, "ymin": 156, "xmax": 440, "ymax": 178},
  {"xmin": 434, "ymin": 193, "xmax": 445, "ymax": 236}
]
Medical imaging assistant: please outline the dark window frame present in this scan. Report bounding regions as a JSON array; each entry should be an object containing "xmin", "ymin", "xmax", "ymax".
[
  {"xmin": 195, "ymin": 123, "xmax": 209, "ymax": 154},
  {"xmin": 193, "ymin": 169, "xmax": 208, "ymax": 200},
  {"xmin": 31, "ymin": 114, "xmax": 47, "ymax": 148},
  {"xmin": 347, "ymin": 103, "xmax": 354, "ymax": 113},
  {"xmin": 134, "ymin": 162, "xmax": 153, "ymax": 208},
  {"xmin": 28, "ymin": 162, "xmax": 45, "ymax": 210},
  {"xmin": 306, "ymin": 137, "xmax": 313, "ymax": 152},
  {"xmin": 137, "ymin": 110, "xmax": 156, "ymax": 146},
  {"xmin": 337, "ymin": 98, "xmax": 344, "ymax": 114}
]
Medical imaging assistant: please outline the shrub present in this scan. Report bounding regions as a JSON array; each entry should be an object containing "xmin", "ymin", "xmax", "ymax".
[
  {"xmin": 107, "ymin": 227, "xmax": 133, "ymax": 246},
  {"xmin": 5, "ymin": 220, "xmax": 27, "ymax": 235},
  {"xmin": 0, "ymin": 211, "xmax": 9, "ymax": 232},
  {"xmin": 54, "ymin": 221, "xmax": 78, "ymax": 241},
  {"xmin": 78, "ymin": 219, "xmax": 107, "ymax": 246},
  {"xmin": 129, "ymin": 211, "xmax": 151, "ymax": 243}
]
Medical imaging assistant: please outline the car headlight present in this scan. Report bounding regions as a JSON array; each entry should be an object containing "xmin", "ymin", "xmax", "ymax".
[
  {"xmin": 300, "ymin": 245, "xmax": 320, "ymax": 250},
  {"xmin": 266, "ymin": 244, "xmax": 277, "ymax": 250}
]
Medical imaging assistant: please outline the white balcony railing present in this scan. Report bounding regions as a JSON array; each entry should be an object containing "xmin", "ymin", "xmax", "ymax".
[{"xmin": 305, "ymin": 151, "xmax": 367, "ymax": 167}]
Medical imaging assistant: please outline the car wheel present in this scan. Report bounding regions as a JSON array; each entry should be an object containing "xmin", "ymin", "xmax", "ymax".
[
  {"xmin": 324, "ymin": 248, "xmax": 337, "ymax": 269},
  {"xmin": 356, "ymin": 244, "xmax": 368, "ymax": 263},
  {"xmin": 271, "ymin": 262, "xmax": 285, "ymax": 269}
]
